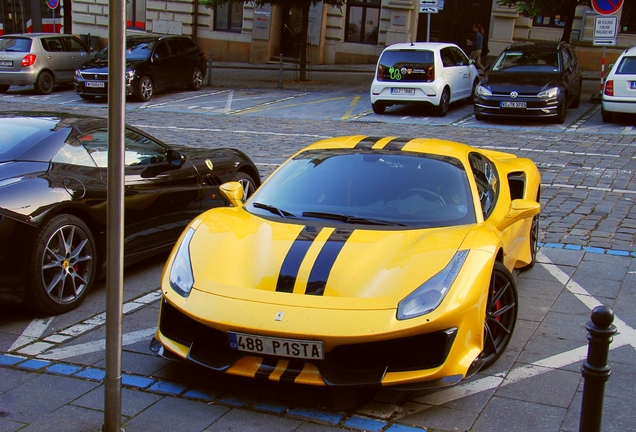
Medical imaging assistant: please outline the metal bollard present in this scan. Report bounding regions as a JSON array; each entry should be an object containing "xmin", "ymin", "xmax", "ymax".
[
  {"xmin": 579, "ymin": 305, "xmax": 616, "ymax": 432},
  {"xmin": 207, "ymin": 51, "xmax": 213, "ymax": 87},
  {"xmin": 278, "ymin": 53, "xmax": 283, "ymax": 89}
]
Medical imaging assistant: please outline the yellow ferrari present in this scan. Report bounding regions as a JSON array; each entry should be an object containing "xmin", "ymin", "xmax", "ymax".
[{"xmin": 151, "ymin": 136, "xmax": 541, "ymax": 389}]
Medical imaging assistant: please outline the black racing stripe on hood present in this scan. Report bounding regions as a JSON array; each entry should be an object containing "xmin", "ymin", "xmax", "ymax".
[
  {"xmin": 354, "ymin": 137, "xmax": 383, "ymax": 149},
  {"xmin": 382, "ymin": 137, "xmax": 411, "ymax": 151},
  {"xmin": 276, "ymin": 226, "xmax": 321, "ymax": 293},
  {"xmin": 279, "ymin": 361, "xmax": 305, "ymax": 382},
  {"xmin": 255, "ymin": 357, "xmax": 278, "ymax": 379},
  {"xmin": 305, "ymin": 229, "xmax": 353, "ymax": 296}
]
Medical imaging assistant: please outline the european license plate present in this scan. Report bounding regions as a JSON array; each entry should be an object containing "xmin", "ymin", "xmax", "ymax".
[
  {"xmin": 0, "ymin": 61, "xmax": 12, "ymax": 67},
  {"xmin": 630, "ymin": 82, "xmax": 636, "ymax": 89},
  {"xmin": 501, "ymin": 101, "xmax": 527, "ymax": 108},
  {"xmin": 228, "ymin": 332, "xmax": 324, "ymax": 360},
  {"xmin": 86, "ymin": 81, "xmax": 105, "ymax": 88},
  {"xmin": 391, "ymin": 88, "xmax": 415, "ymax": 95}
]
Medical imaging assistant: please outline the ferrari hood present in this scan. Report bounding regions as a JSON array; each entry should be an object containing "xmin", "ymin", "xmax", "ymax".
[{"xmin": 184, "ymin": 208, "xmax": 474, "ymax": 309}]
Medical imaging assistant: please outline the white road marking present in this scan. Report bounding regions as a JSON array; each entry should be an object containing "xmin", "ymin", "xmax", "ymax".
[
  {"xmin": 224, "ymin": 90, "xmax": 234, "ymax": 113},
  {"xmin": 9, "ymin": 317, "xmax": 54, "ymax": 351}
]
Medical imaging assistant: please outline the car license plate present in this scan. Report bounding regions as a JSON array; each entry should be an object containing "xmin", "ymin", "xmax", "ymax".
[
  {"xmin": 501, "ymin": 101, "xmax": 527, "ymax": 108},
  {"xmin": 630, "ymin": 82, "xmax": 636, "ymax": 90},
  {"xmin": 391, "ymin": 88, "xmax": 415, "ymax": 95},
  {"xmin": 228, "ymin": 332, "xmax": 324, "ymax": 360},
  {"xmin": 0, "ymin": 61, "xmax": 12, "ymax": 67},
  {"xmin": 86, "ymin": 81, "xmax": 105, "ymax": 88}
]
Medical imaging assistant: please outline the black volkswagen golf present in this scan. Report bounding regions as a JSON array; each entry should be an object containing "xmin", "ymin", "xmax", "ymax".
[
  {"xmin": 474, "ymin": 42, "xmax": 582, "ymax": 124},
  {"xmin": 74, "ymin": 33, "xmax": 207, "ymax": 102}
]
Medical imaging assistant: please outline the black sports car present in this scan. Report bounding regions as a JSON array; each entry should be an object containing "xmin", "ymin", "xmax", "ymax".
[{"xmin": 0, "ymin": 112, "xmax": 260, "ymax": 314}]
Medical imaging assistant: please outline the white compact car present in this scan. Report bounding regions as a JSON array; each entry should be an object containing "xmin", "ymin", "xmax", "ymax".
[
  {"xmin": 370, "ymin": 42, "xmax": 480, "ymax": 116},
  {"xmin": 602, "ymin": 46, "xmax": 636, "ymax": 122}
]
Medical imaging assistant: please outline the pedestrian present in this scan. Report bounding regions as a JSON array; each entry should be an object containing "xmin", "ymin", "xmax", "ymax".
[{"xmin": 467, "ymin": 23, "xmax": 485, "ymax": 72}]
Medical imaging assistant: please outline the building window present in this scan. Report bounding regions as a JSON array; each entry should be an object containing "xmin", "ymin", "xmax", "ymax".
[
  {"xmin": 214, "ymin": 3, "xmax": 243, "ymax": 32},
  {"xmin": 345, "ymin": 0, "xmax": 380, "ymax": 44},
  {"xmin": 127, "ymin": 0, "xmax": 146, "ymax": 30},
  {"xmin": 620, "ymin": 1, "xmax": 635, "ymax": 33},
  {"xmin": 532, "ymin": 10, "xmax": 569, "ymax": 28}
]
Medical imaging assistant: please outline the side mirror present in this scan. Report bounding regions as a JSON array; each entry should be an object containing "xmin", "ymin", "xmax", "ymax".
[
  {"xmin": 167, "ymin": 149, "xmax": 186, "ymax": 167},
  {"xmin": 497, "ymin": 199, "xmax": 540, "ymax": 231},
  {"xmin": 220, "ymin": 181, "xmax": 244, "ymax": 207}
]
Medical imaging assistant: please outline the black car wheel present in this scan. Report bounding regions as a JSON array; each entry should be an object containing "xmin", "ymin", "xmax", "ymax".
[
  {"xmin": 478, "ymin": 261, "xmax": 518, "ymax": 369},
  {"xmin": 571, "ymin": 82, "xmax": 582, "ymax": 109},
  {"xmin": 0, "ymin": 84, "xmax": 9, "ymax": 93},
  {"xmin": 232, "ymin": 172, "xmax": 257, "ymax": 204},
  {"xmin": 601, "ymin": 108, "xmax": 615, "ymax": 123},
  {"xmin": 80, "ymin": 94, "xmax": 97, "ymax": 100},
  {"xmin": 372, "ymin": 103, "xmax": 386, "ymax": 114},
  {"xmin": 35, "ymin": 71, "xmax": 54, "ymax": 94},
  {"xmin": 434, "ymin": 88, "xmax": 450, "ymax": 117},
  {"xmin": 467, "ymin": 79, "xmax": 479, "ymax": 104},
  {"xmin": 475, "ymin": 112, "xmax": 486, "ymax": 121},
  {"xmin": 555, "ymin": 101, "xmax": 566, "ymax": 124},
  {"xmin": 25, "ymin": 214, "xmax": 97, "ymax": 314},
  {"xmin": 137, "ymin": 76, "xmax": 154, "ymax": 102},
  {"xmin": 189, "ymin": 67, "xmax": 204, "ymax": 90}
]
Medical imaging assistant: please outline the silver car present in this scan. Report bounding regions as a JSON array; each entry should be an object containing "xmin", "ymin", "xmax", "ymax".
[{"xmin": 0, "ymin": 33, "xmax": 95, "ymax": 94}]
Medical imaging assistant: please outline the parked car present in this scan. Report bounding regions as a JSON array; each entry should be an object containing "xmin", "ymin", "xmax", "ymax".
[
  {"xmin": 0, "ymin": 33, "xmax": 95, "ymax": 94},
  {"xmin": 370, "ymin": 42, "xmax": 480, "ymax": 116},
  {"xmin": 74, "ymin": 33, "xmax": 207, "ymax": 102},
  {"xmin": 0, "ymin": 111, "xmax": 260, "ymax": 314},
  {"xmin": 474, "ymin": 41, "xmax": 582, "ymax": 124},
  {"xmin": 151, "ymin": 135, "xmax": 541, "ymax": 389},
  {"xmin": 601, "ymin": 46, "xmax": 636, "ymax": 123}
]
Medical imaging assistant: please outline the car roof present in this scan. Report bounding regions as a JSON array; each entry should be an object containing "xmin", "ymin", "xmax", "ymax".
[
  {"xmin": 125, "ymin": 33, "xmax": 191, "ymax": 42},
  {"xmin": 0, "ymin": 33, "xmax": 74, "ymax": 39},
  {"xmin": 382, "ymin": 42, "xmax": 458, "ymax": 51},
  {"xmin": 504, "ymin": 41, "xmax": 565, "ymax": 52}
]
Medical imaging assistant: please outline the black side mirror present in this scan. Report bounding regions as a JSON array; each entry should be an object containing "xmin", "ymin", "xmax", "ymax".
[{"xmin": 167, "ymin": 149, "xmax": 186, "ymax": 167}]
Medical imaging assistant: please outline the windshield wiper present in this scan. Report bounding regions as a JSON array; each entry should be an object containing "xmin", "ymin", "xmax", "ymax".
[
  {"xmin": 252, "ymin": 202, "xmax": 295, "ymax": 218},
  {"xmin": 302, "ymin": 211, "xmax": 406, "ymax": 226}
]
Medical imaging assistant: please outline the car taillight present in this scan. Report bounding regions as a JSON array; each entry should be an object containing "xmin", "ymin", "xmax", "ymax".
[
  {"xmin": 21, "ymin": 54, "xmax": 37, "ymax": 67},
  {"xmin": 427, "ymin": 65, "xmax": 434, "ymax": 80},
  {"xmin": 377, "ymin": 65, "xmax": 383, "ymax": 81},
  {"xmin": 604, "ymin": 80, "xmax": 614, "ymax": 96}
]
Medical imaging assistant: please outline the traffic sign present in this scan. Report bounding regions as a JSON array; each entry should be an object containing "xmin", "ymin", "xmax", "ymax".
[
  {"xmin": 420, "ymin": 0, "xmax": 438, "ymax": 13},
  {"xmin": 46, "ymin": 0, "xmax": 59, "ymax": 9},
  {"xmin": 591, "ymin": 0, "xmax": 623, "ymax": 15},
  {"xmin": 594, "ymin": 15, "xmax": 618, "ymax": 39}
]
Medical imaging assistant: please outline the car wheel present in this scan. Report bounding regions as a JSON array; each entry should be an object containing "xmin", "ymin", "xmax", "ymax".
[
  {"xmin": 25, "ymin": 214, "xmax": 97, "ymax": 314},
  {"xmin": 520, "ymin": 215, "xmax": 540, "ymax": 271},
  {"xmin": 189, "ymin": 67, "xmax": 204, "ymax": 90},
  {"xmin": 555, "ymin": 102, "xmax": 566, "ymax": 124},
  {"xmin": 137, "ymin": 76, "xmax": 154, "ymax": 102},
  {"xmin": 80, "ymin": 94, "xmax": 96, "ymax": 100},
  {"xmin": 571, "ymin": 83, "xmax": 582, "ymax": 109},
  {"xmin": 372, "ymin": 103, "xmax": 386, "ymax": 114},
  {"xmin": 34, "ymin": 71, "xmax": 54, "ymax": 94},
  {"xmin": 467, "ymin": 79, "xmax": 479, "ymax": 104},
  {"xmin": 478, "ymin": 261, "xmax": 518, "ymax": 369},
  {"xmin": 0, "ymin": 84, "xmax": 10, "ymax": 93},
  {"xmin": 475, "ymin": 113, "xmax": 486, "ymax": 121},
  {"xmin": 601, "ymin": 108, "xmax": 614, "ymax": 123},
  {"xmin": 231, "ymin": 172, "xmax": 257, "ymax": 204},
  {"xmin": 434, "ymin": 88, "xmax": 450, "ymax": 117}
]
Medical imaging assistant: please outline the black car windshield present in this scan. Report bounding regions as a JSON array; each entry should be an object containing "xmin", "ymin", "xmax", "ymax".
[
  {"xmin": 247, "ymin": 149, "xmax": 476, "ymax": 228},
  {"xmin": 378, "ymin": 50, "xmax": 435, "ymax": 82},
  {"xmin": 95, "ymin": 40, "xmax": 155, "ymax": 61},
  {"xmin": 492, "ymin": 50, "xmax": 560, "ymax": 72}
]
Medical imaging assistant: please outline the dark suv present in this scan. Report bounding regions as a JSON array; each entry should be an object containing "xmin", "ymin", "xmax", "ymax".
[
  {"xmin": 474, "ymin": 42, "xmax": 582, "ymax": 124},
  {"xmin": 74, "ymin": 34, "xmax": 206, "ymax": 101}
]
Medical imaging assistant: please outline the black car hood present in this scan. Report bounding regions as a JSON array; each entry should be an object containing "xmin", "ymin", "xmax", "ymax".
[
  {"xmin": 78, "ymin": 59, "xmax": 144, "ymax": 73},
  {"xmin": 482, "ymin": 72, "xmax": 562, "ymax": 93}
]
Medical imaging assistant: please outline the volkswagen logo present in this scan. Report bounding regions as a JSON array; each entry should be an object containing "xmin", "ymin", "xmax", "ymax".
[{"xmin": 510, "ymin": 91, "xmax": 519, "ymax": 99}]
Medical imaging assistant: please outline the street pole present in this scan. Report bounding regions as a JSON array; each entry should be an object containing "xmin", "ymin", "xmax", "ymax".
[{"xmin": 104, "ymin": 0, "xmax": 126, "ymax": 428}]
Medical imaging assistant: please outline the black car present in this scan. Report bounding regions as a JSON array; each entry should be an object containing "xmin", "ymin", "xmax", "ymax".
[
  {"xmin": 474, "ymin": 42, "xmax": 582, "ymax": 124},
  {"xmin": 0, "ymin": 112, "xmax": 260, "ymax": 314},
  {"xmin": 74, "ymin": 34, "xmax": 207, "ymax": 102}
]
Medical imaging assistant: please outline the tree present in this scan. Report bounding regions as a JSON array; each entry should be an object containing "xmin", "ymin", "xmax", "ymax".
[
  {"xmin": 497, "ymin": 0, "xmax": 591, "ymax": 43},
  {"xmin": 201, "ymin": 0, "xmax": 346, "ymax": 81}
]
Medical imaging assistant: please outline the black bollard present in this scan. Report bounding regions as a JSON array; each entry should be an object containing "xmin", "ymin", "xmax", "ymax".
[{"xmin": 579, "ymin": 305, "xmax": 616, "ymax": 432}]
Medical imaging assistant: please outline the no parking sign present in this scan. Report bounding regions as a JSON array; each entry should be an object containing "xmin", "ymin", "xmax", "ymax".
[
  {"xmin": 47, "ymin": 0, "xmax": 59, "ymax": 9},
  {"xmin": 591, "ymin": 0, "xmax": 623, "ymax": 15}
]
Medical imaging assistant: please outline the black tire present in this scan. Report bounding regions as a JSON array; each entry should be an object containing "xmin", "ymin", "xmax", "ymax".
[
  {"xmin": 25, "ymin": 214, "xmax": 97, "ymax": 314},
  {"xmin": 137, "ymin": 76, "xmax": 153, "ymax": 102},
  {"xmin": 189, "ymin": 67, "xmax": 204, "ymax": 90},
  {"xmin": 601, "ymin": 108, "xmax": 614, "ymax": 123},
  {"xmin": 80, "ymin": 94, "xmax": 97, "ymax": 100},
  {"xmin": 555, "ymin": 102, "xmax": 566, "ymax": 124},
  {"xmin": 434, "ymin": 88, "xmax": 450, "ymax": 117},
  {"xmin": 519, "ymin": 215, "xmax": 539, "ymax": 271},
  {"xmin": 372, "ymin": 103, "xmax": 386, "ymax": 114},
  {"xmin": 231, "ymin": 171, "xmax": 257, "ymax": 204},
  {"xmin": 478, "ymin": 261, "xmax": 518, "ymax": 369},
  {"xmin": 475, "ymin": 113, "xmax": 486, "ymax": 121},
  {"xmin": 0, "ymin": 84, "xmax": 10, "ymax": 93},
  {"xmin": 570, "ymin": 83, "xmax": 582, "ymax": 109},
  {"xmin": 34, "ymin": 71, "xmax": 54, "ymax": 94},
  {"xmin": 467, "ymin": 79, "xmax": 479, "ymax": 104}
]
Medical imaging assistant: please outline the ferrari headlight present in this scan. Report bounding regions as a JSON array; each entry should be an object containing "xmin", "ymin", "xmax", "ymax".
[
  {"xmin": 169, "ymin": 228, "xmax": 195, "ymax": 297},
  {"xmin": 476, "ymin": 84, "xmax": 492, "ymax": 97},
  {"xmin": 537, "ymin": 87, "xmax": 560, "ymax": 99},
  {"xmin": 397, "ymin": 250, "xmax": 469, "ymax": 320}
]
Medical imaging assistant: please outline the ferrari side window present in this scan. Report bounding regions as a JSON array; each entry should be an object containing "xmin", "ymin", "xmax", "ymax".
[
  {"xmin": 123, "ymin": 130, "xmax": 167, "ymax": 166},
  {"xmin": 79, "ymin": 129, "xmax": 109, "ymax": 168},
  {"xmin": 468, "ymin": 153, "xmax": 499, "ymax": 220},
  {"xmin": 52, "ymin": 142, "xmax": 96, "ymax": 167}
]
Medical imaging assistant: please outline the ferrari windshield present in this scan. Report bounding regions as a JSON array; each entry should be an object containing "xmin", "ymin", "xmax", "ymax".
[{"xmin": 247, "ymin": 149, "xmax": 476, "ymax": 228}]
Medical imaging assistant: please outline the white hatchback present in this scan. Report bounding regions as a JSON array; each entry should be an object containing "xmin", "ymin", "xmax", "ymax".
[
  {"xmin": 370, "ymin": 42, "xmax": 480, "ymax": 116},
  {"xmin": 602, "ymin": 46, "xmax": 636, "ymax": 122}
]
